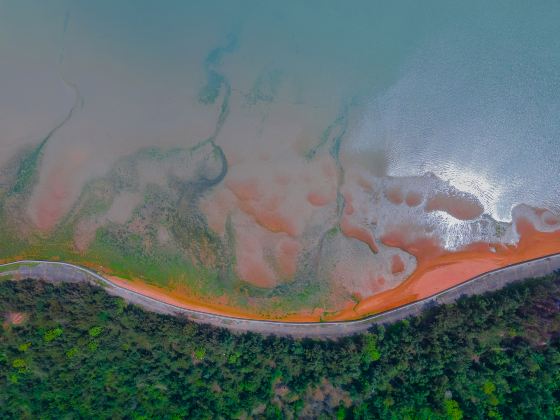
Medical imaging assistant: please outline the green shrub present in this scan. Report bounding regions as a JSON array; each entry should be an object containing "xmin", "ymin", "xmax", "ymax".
[{"xmin": 43, "ymin": 327, "xmax": 63, "ymax": 342}]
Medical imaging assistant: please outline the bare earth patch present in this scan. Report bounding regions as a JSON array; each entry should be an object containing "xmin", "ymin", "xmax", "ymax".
[{"xmin": 3, "ymin": 312, "xmax": 28, "ymax": 328}]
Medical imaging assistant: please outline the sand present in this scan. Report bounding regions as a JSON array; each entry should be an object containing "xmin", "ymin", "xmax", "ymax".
[
  {"xmin": 106, "ymin": 275, "xmax": 324, "ymax": 322},
  {"xmin": 4, "ymin": 210, "xmax": 559, "ymax": 323},
  {"xmin": 93, "ymin": 217, "xmax": 560, "ymax": 322},
  {"xmin": 1, "ymin": 217, "xmax": 558, "ymax": 325},
  {"xmin": 328, "ymin": 218, "xmax": 560, "ymax": 321},
  {"xmin": 425, "ymin": 192, "xmax": 484, "ymax": 221},
  {"xmin": 340, "ymin": 216, "xmax": 379, "ymax": 254}
]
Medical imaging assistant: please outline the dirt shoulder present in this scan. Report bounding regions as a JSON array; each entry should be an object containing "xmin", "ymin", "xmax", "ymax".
[{"xmin": 1, "ymin": 254, "xmax": 560, "ymax": 338}]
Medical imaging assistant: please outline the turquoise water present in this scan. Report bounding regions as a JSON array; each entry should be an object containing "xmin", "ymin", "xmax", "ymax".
[{"xmin": 1, "ymin": 1, "xmax": 559, "ymax": 298}]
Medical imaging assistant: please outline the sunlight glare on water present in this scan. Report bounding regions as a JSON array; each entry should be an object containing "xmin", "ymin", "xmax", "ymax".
[{"xmin": 0, "ymin": 0, "xmax": 559, "ymax": 315}]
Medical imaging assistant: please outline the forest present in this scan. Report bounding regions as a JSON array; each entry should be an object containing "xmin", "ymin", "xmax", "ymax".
[{"xmin": 1, "ymin": 273, "xmax": 560, "ymax": 419}]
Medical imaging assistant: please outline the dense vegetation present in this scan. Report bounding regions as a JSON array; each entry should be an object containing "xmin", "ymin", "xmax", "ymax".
[{"xmin": 1, "ymin": 274, "xmax": 560, "ymax": 419}]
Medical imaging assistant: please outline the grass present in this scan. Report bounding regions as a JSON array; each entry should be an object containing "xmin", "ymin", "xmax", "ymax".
[
  {"xmin": 9, "ymin": 140, "xmax": 47, "ymax": 196},
  {"xmin": 0, "ymin": 137, "xmax": 339, "ymax": 319},
  {"xmin": 0, "ymin": 262, "xmax": 41, "ymax": 273},
  {"xmin": 0, "ymin": 264, "xmax": 19, "ymax": 274}
]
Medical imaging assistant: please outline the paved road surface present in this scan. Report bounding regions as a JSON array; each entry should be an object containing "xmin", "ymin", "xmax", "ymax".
[{"xmin": 1, "ymin": 255, "xmax": 560, "ymax": 338}]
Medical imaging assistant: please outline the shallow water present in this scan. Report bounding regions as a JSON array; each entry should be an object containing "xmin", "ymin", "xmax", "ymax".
[{"xmin": 1, "ymin": 1, "xmax": 559, "ymax": 316}]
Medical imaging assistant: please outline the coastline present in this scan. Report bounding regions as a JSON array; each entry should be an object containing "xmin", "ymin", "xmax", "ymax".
[
  {"xmin": 87, "ymin": 220, "xmax": 560, "ymax": 323},
  {"xmin": 2, "ymin": 220, "xmax": 560, "ymax": 327},
  {"xmin": 331, "ymin": 218, "xmax": 560, "ymax": 321},
  {"xmin": 2, "ymin": 248, "xmax": 560, "ymax": 337}
]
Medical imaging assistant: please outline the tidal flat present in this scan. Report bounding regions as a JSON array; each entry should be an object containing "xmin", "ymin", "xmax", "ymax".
[{"xmin": 1, "ymin": 1, "xmax": 559, "ymax": 320}]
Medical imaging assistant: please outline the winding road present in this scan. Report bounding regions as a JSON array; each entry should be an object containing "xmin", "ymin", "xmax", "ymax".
[{"xmin": 2, "ymin": 254, "xmax": 560, "ymax": 338}]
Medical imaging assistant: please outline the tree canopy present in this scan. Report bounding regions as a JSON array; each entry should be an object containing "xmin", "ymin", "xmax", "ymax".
[{"xmin": 1, "ymin": 274, "xmax": 560, "ymax": 419}]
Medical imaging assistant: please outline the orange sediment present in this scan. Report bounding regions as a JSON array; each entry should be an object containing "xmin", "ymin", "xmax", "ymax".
[
  {"xmin": 385, "ymin": 186, "xmax": 404, "ymax": 205},
  {"xmin": 106, "ymin": 275, "xmax": 277, "ymax": 321},
  {"xmin": 390, "ymin": 255, "xmax": 405, "ymax": 274},
  {"xmin": 340, "ymin": 215, "xmax": 379, "ymax": 253},
  {"xmin": 275, "ymin": 238, "xmax": 302, "ymax": 278},
  {"xmin": 307, "ymin": 191, "xmax": 335, "ymax": 207},
  {"xmin": 425, "ymin": 193, "xmax": 484, "ymax": 220},
  {"xmin": 327, "ymin": 218, "xmax": 560, "ymax": 321},
  {"xmin": 3, "ymin": 220, "xmax": 559, "ymax": 323},
  {"xmin": 98, "ymin": 218, "xmax": 560, "ymax": 322},
  {"xmin": 405, "ymin": 191, "xmax": 423, "ymax": 207},
  {"xmin": 238, "ymin": 199, "xmax": 299, "ymax": 237},
  {"xmin": 106, "ymin": 274, "xmax": 324, "ymax": 322}
]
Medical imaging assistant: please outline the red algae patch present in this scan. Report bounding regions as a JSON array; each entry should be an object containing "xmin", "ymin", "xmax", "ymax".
[
  {"xmin": 340, "ymin": 216, "xmax": 379, "ymax": 254},
  {"xmin": 543, "ymin": 211, "xmax": 560, "ymax": 226},
  {"xmin": 327, "ymin": 217, "xmax": 560, "ymax": 321},
  {"xmin": 275, "ymin": 238, "xmax": 301, "ymax": 278},
  {"xmin": 106, "ymin": 275, "xmax": 272, "ymax": 320},
  {"xmin": 31, "ymin": 148, "xmax": 89, "ymax": 232},
  {"xmin": 357, "ymin": 176, "xmax": 374, "ymax": 192},
  {"xmin": 425, "ymin": 192, "xmax": 484, "ymax": 220},
  {"xmin": 343, "ymin": 192, "xmax": 354, "ymax": 215},
  {"xmin": 390, "ymin": 255, "xmax": 405, "ymax": 274},
  {"xmin": 332, "ymin": 263, "xmax": 383, "ymax": 297},
  {"xmin": 105, "ymin": 273, "xmax": 331, "ymax": 322},
  {"xmin": 381, "ymin": 226, "xmax": 444, "ymax": 259},
  {"xmin": 307, "ymin": 191, "xmax": 334, "ymax": 207},
  {"xmin": 205, "ymin": 154, "xmax": 338, "ymax": 246},
  {"xmin": 405, "ymin": 191, "xmax": 423, "ymax": 207},
  {"xmin": 385, "ymin": 186, "xmax": 404, "ymax": 205},
  {"xmin": 263, "ymin": 194, "xmax": 282, "ymax": 211},
  {"xmin": 235, "ymin": 229, "xmax": 278, "ymax": 288},
  {"xmin": 27, "ymin": 213, "xmax": 558, "ymax": 324},
  {"xmin": 34, "ymin": 189, "xmax": 69, "ymax": 231},
  {"xmin": 239, "ymin": 200, "xmax": 299, "ymax": 237},
  {"xmin": 226, "ymin": 179, "xmax": 260, "ymax": 201},
  {"xmin": 237, "ymin": 257, "xmax": 277, "ymax": 288}
]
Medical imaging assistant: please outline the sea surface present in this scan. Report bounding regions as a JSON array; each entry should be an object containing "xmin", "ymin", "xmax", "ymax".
[{"xmin": 1, "ymin": 1, "xmax": 559, "ymax": 316}]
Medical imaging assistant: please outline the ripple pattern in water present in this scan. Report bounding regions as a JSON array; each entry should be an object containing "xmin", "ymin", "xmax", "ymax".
[{"xmin": 0, "ymin": 0, "xmax": 559, "ymax": 316}]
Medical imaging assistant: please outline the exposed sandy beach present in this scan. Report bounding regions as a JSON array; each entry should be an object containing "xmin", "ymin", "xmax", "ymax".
[
  {"xmin": 330, "ymin": 218, "xmax": 560, "ymax": 321},
  {"xmin": 67, "ymin": 217, "xmax": 560, "ymax": 322}
]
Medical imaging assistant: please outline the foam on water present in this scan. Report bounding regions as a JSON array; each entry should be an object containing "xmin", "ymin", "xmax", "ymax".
[{"xmin": 348, "ymin": 3, "xmax": 560, "ymax": 222}]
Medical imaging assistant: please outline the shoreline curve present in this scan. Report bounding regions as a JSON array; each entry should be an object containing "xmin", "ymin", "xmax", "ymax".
[{"xmin": 2, "ymin": 254, "xmax": 560, "ymax": 338}]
